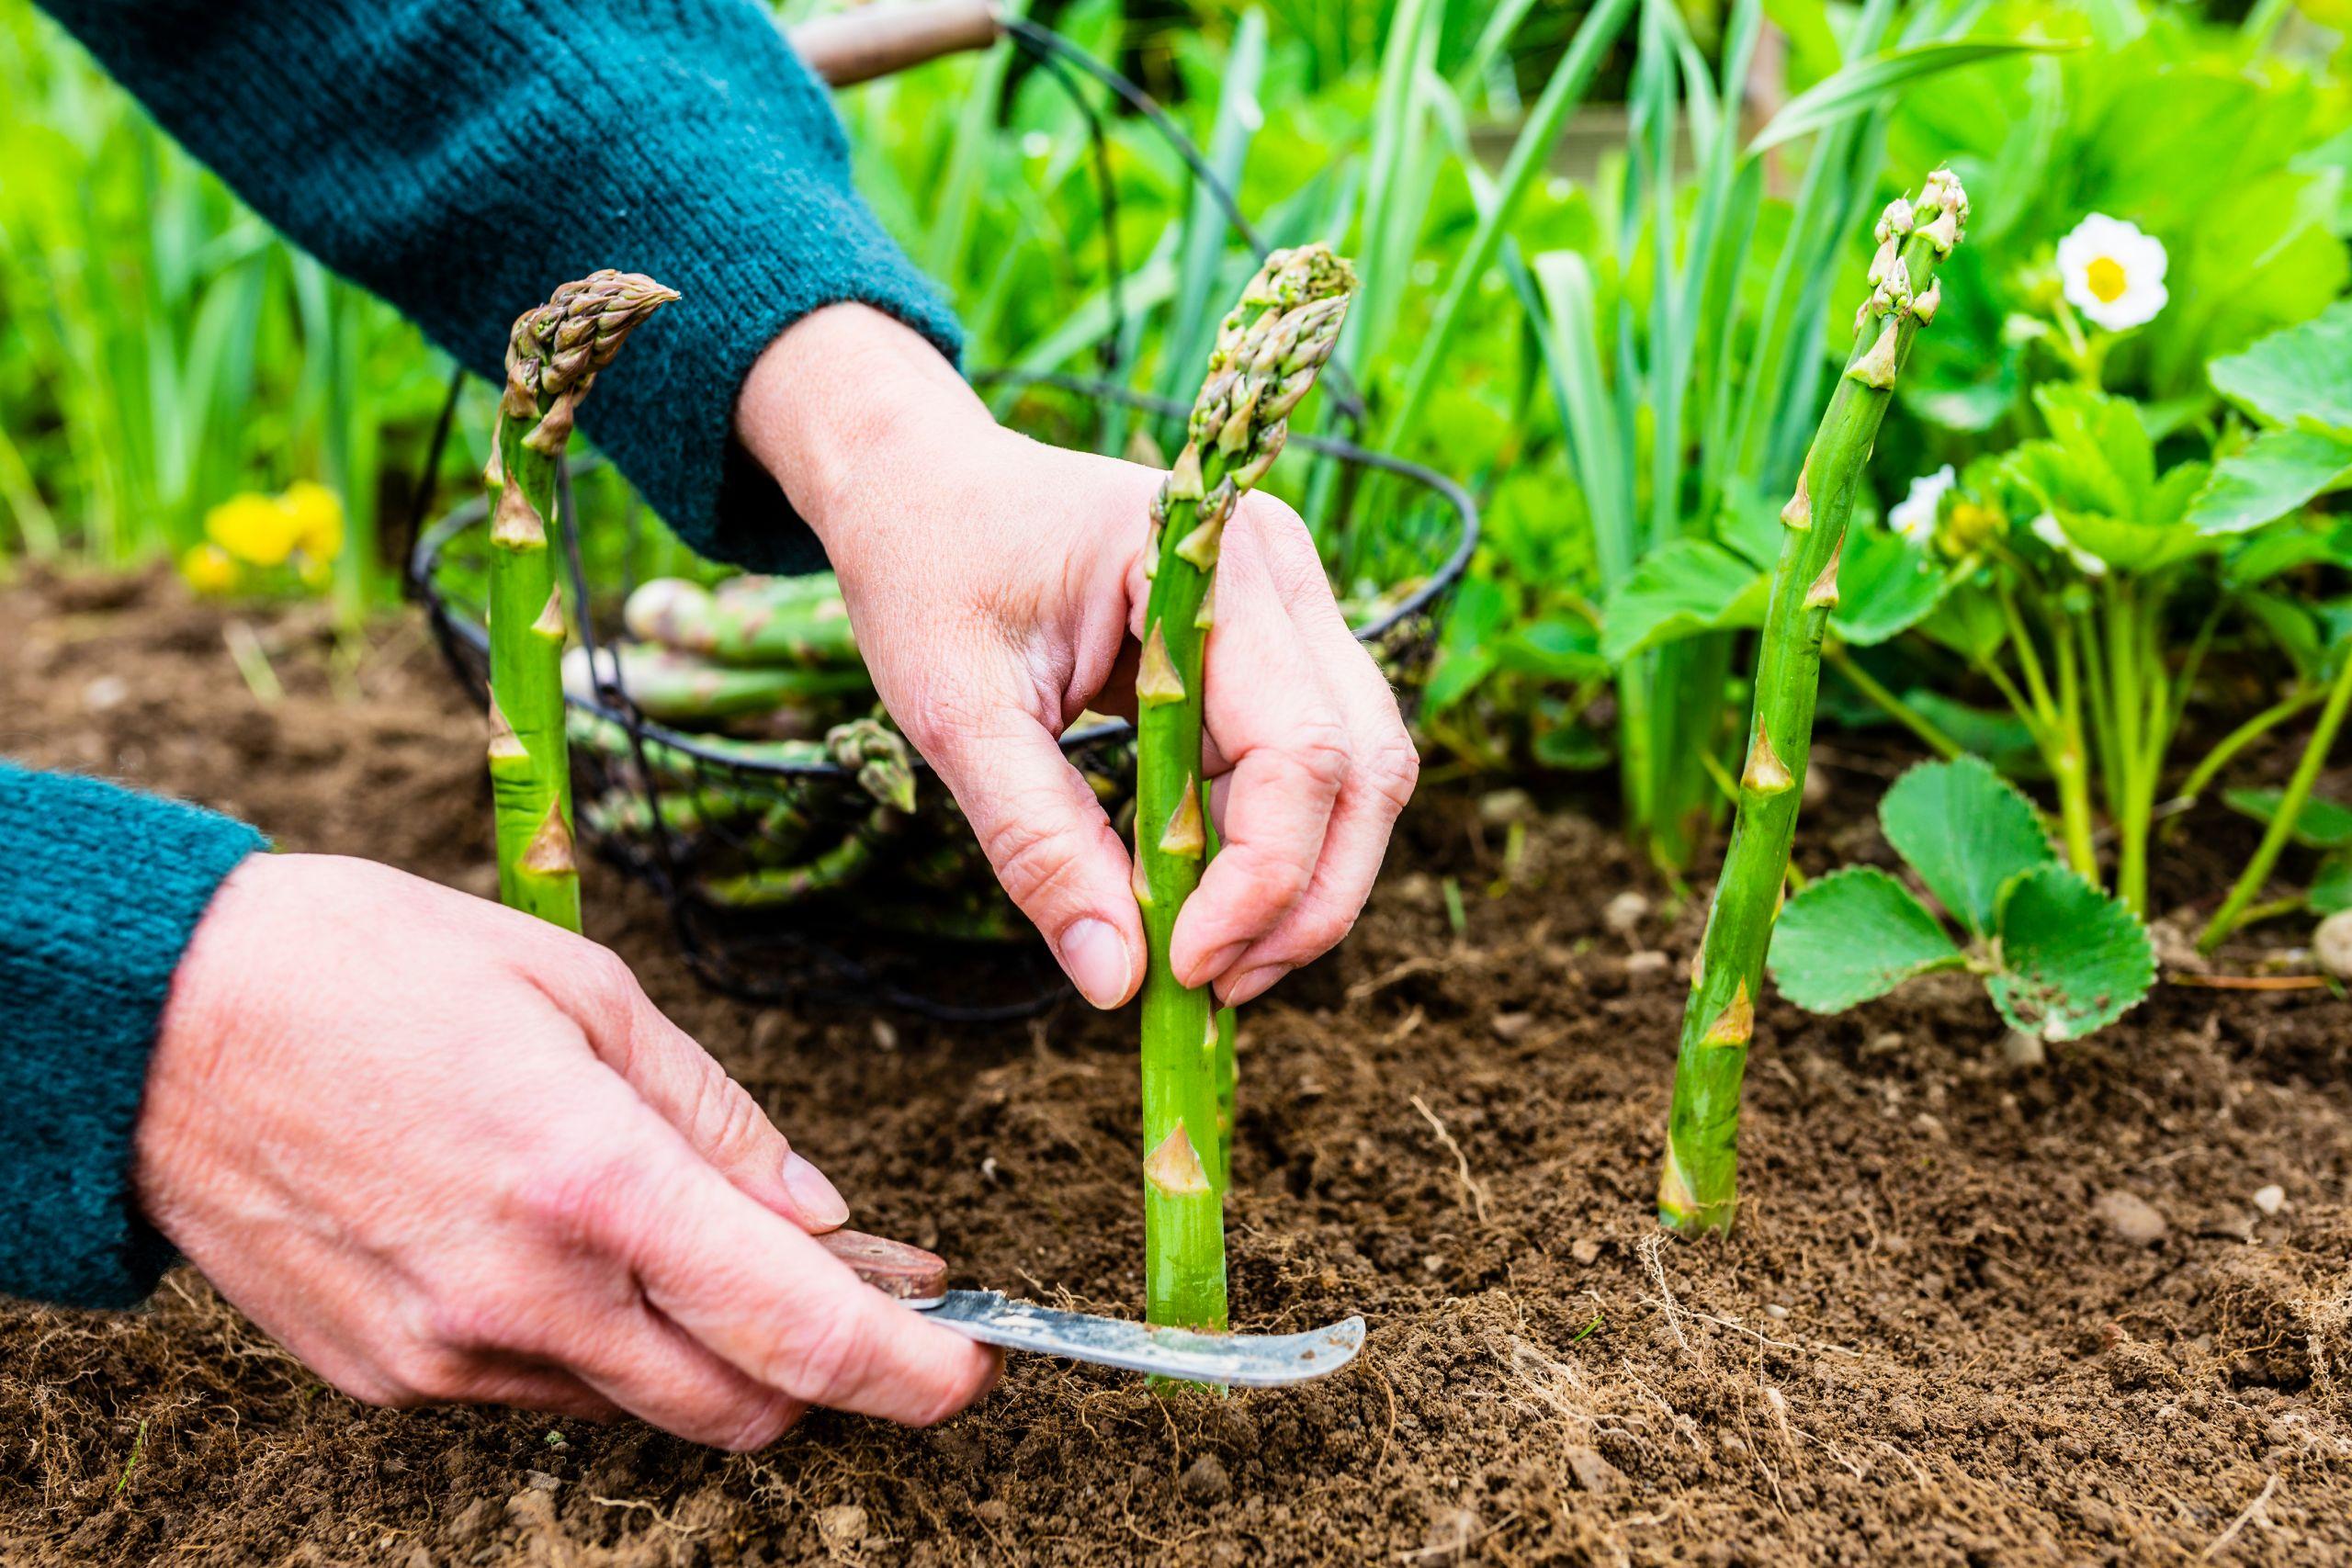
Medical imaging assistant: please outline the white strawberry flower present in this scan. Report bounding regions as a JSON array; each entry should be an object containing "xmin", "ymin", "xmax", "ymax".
[
  {"xmin": 2030, "ymin": 512, "xmax": 2107, "ymax": 577},
  {"xmin": 1888, "ymin": 465, "xmax": 1956, "ymax": 547},
  {"xmin": 2057, "ymin": 213, "xmax": 2168, "ymax": 333}
]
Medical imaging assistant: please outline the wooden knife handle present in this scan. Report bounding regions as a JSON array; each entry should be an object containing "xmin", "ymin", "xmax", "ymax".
[
  {"xmin": 787, "ymin": 0, "xmax": 1002, "ymax": 88},
  {"xmin": 816, "ymin": 1228, "xmax": 950, "ymax": 1300}
]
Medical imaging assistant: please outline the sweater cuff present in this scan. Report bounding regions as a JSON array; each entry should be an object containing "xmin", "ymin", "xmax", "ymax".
[
  {"xmin": 579, "ymin": 173, "xmax": 965, "ymax": 576},
  {"xmin": 0, "ymin": 765, "xmax": 266, "ymax": 1308}
]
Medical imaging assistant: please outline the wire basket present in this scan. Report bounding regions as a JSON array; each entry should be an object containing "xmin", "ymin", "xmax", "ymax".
[{"xmin": 408, "ymin": 26, "xmax": 1478, "ymax": 1020}]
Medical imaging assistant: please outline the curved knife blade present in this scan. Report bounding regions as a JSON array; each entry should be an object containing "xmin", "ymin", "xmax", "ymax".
[{"xmin": 914, "ymin": 1291, "xmax": 1365, "ymax": 1388}]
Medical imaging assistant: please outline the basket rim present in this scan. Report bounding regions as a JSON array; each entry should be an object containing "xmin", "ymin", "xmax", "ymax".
[{"xmin": 413, "ymin": 370, "xmax": 1478, "ymax": 782}]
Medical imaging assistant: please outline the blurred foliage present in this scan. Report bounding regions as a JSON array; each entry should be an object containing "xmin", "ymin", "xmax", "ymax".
[{"xmin": 2, "ymin": 0, "xmax": 2349, "ymax": 851}]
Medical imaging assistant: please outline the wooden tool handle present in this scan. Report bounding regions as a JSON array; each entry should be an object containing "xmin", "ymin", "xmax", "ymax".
[
  {"xmin": 787, "ymin": 0, "xmax": 1002, "ymax": 88},
  {"xmin": 816, "ymin": 1228, "xmax": 950, "ymax": 1300}
]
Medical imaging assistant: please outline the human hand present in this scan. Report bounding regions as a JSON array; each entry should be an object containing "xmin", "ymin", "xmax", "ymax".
[
  {"xmin": 738, "ymin": 305, "xmax": 1417, "ymax": 1010},
  {"xmin": 135, "ymin": 852, "xmax": 998, "ymax": 1449}
]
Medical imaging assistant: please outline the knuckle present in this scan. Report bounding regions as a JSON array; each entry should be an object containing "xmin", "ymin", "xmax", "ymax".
[
  {"xmin": 381, "ymin": 1341, "xmax": 474, "ymax": 1404},
  {"xmin": 1234, "ymin": 841, "xmax": 1316, "ymax": 911},
  {"xmin": 717, "ymin": 1392, "xmax": 802, "ymax": 1452},
  {"xmin": 1365, "ymin": 731, "xmax": 1421, "ymax": 809},
  {"xmin": 1281, "ymin": 714, "xmax": 1353, "ymax": 795},
  {"xmin": 698, "ymin": 1074, "xmax": 774, "ymax": 1161},
  {"xmin": 767, "ymin": 1307, "xmax": 877, "ymax": 1408},
  {"xmin": 511, "ymin": 1140, "xmax": 644, "ymax": 1248},
  {"xmin": 976, "ymin": 807, "xmax": 1091, "ymax": 914}
]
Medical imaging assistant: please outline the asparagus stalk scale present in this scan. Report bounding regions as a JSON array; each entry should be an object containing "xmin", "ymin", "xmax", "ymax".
[
  {"xmin": 1136, "ymin": 244, "xmax": 1357, "ymax": 1336},
  {"xmin": 1658, "ymin": 173, "xmax": 1968, "ymax": 1235},
  {"xmin": 486, "ymin": 270, "xmax": 677, "ymax": 931}
]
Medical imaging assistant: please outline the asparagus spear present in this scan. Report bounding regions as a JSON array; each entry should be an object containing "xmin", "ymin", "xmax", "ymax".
[
  {"xmin": 1136, "ymin": 244, "xmax": 1357, "ymax": 1337},
  {"xmin": 486, "ymin": 271, "xmax": 677, "ymax": 931},
  {"xmin": 1658, "ymin": 173, "xmax": 1968, "ymax": 1235},
  {"xmin": 563, "ymin": 643, "xmax": 870, "ymax": 724},
  {"xmin": 625, "ymin": 575, "xmax": 862, "ymax": 669}
]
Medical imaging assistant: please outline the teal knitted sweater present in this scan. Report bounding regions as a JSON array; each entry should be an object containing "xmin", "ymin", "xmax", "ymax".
[{"xmin": 7, "ymin": 0, "xmax": 960, "ymax": 1308}]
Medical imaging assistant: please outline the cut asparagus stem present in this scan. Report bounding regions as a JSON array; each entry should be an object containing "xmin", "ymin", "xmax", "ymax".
[
  {"xmin": 1136, "ymin": 244, "xmax": 1357, "ymax": 1340},
  {"xmin": 624, "ymin": 574, "xmax": 862, "ymax": 669},
  {"xmin": 1658, "ymin": 174, "xmax": 1968, "ymax": 1236},
  {"xmin": 486, "ymin": 271, "xmax": 677, "ymax": 931},
  {"xmin": 563, "ymin": 643, "xmax": 870, "ymax": 723},
  {"xmin": 698, "ymin": 807, "xmax": 901, "ymax": 907}
]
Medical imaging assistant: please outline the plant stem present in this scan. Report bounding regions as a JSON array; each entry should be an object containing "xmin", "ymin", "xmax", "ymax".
[
  {"xmin": 2199, "ymin": 648, "xmax": 2352, "ymax": 953},
  {"xmin": 1136, "ymin": 246, "xmax": 1355, "ymax": 1335},
  {"xmin": 1659, "ymin": 171, "xmax": 1967, "ymax": 1235},
  {"xmin": 2048, "ymin": 604, "xmax": 2099, "ymax": 878},
  {"xmin": 486, "ymin": 272, "xmax": 678, "ymax": 933},
  {"xmin": 1824, "ymin": 645, "xmax": 1962, "ymax": 760},
  {"xmin": 2174, "ymin": 686, "xmax": 2322, "ymax": 809}
]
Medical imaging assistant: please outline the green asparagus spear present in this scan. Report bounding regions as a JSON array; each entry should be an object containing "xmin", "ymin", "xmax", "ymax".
[
  {"xmin": 486, "ymin": 271, "xmax": 676, "ymax": 931},
  {"xmin": 566, "ymin": 643, "xmax": 869, "ymax": 724},
  {"xmin": 1136, "ymin": 244, "xmax": 1357, "ymax": 1337},
  {"xmin": 624, "ymin": 575, "xmax": 862, "ymax": 669},
  {"xmin": 1658, "ymin": 173, "xmax": 1968, "ymax": 1235}
]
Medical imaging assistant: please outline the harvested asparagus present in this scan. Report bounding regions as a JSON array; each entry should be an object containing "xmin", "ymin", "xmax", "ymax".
[
  {"xmin": 1135, "ymin": 244, "xmax": 1357, "ymax": 1338},
  {"xmin": 563, "ymin": 643, "xmax": 869, "ymax": 723},
  {"xmin": 486, "ymin": 271, "xmax": 676, "ymax": 931},
  {"xmin": 1657, "ymin": 173, "xmax": 1967, "ymax": 1235},
  {"xmin": 625, "ymin": 574, "xmax": 861, "ymax": 668}
]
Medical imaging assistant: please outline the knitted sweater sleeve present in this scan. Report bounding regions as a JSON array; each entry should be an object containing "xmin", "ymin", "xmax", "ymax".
[
  {"xmin": 35, "ymin": 0, "xmax": 963, "ymax": 574},
  {"xmin": 0, "ymin": 763, "xmax": 266, "ymax": 1307}
]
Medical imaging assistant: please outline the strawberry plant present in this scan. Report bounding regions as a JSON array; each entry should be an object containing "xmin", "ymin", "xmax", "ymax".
[{"xmin": 1769, "ymin": 756, "xmax": 2155, "ymax": 1043}]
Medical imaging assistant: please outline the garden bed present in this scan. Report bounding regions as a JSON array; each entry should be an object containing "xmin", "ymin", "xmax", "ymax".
[{"xmin": 2, "ymin": 566, "xmax": 2347, "ymax": 1565}]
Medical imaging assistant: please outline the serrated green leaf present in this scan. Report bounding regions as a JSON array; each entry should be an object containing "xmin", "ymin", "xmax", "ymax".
[
  {"xmin": 1987, "ymin": 864, "xmax": 2155, "ymax": 1042},
  {"xmin": 2188, "ymin": 428, "xmax": 2352, "ymax": 536},
  {"xmin": 1598, "ymin": 538, "xmax": 1770, "ymax": 663},
  {"xmin": 2222, "ymin": 787, "xmax": 2352, "ymax": 850},
  {"xmin": 1879, "ymin": 756, "xmax": 2054, "ymax": 938},
  {"xmin": 2209, "ymin": 299, "xmax": 2352, "ymax": 434},
  {"xmin": 2310, "ymin": 852, "xmax": 2352, "ymax": 916},
  {"xmin": 1830, "ymin": 525, "xmax": 1952, "ymax": 647},
  {"xmin": 1767, "ymin": 867, "xmax": 1965, "ymax": 1014}
]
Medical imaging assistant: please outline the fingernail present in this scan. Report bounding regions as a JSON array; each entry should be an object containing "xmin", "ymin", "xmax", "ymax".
[
  {"xmin": 1057, "ymin": 918, "xmax": 1133, "ymax": 1009},
  {"xmin": 1220, "ymin": 964, "xmax": 1288, "ymax": 1008},
  {"xmin": 779, "ymin": 1152, "xmax": 850, "ymax": 1230}
]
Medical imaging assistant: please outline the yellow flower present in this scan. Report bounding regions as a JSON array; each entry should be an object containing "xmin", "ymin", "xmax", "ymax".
[
  {"xmin": 205, "ymin": 491, "xmax": 303, "ymax": 568},
  {"xmin": 180, "ymin": 542, "xmax": 241, "ymax": 595},
  {"xmin": 282, "ymin": 480, "xmax": 345, "ymax": 562}
]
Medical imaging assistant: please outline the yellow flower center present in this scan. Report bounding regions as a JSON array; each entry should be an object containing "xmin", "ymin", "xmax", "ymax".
[{"xmin": 2086, "ymin": 255, "xmax": 2129, "ymax": 304}]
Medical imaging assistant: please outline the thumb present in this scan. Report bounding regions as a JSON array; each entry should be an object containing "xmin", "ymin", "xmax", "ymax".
[
  {"xmin": 564, "ymin": 952, "xmax": 852, "ymax": 1232},
  {"xmin": 927, "ymin": 711, "xmax": 1146, "ymax": 1010}
]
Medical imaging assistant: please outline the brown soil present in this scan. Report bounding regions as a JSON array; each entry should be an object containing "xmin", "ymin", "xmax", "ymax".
[{"xmin": 2, "ymin": 566, "xmax": 2348, "ymax": 1566}]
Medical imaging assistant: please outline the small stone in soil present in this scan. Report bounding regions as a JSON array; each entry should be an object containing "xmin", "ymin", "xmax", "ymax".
[
  {"xmin": 1602, "ymin": 890, "xmax": 1649, "ymax": 934},
  {"xmin": 1479, "ymin": 788, "xmax": 1534, "ymax": 825},
  {"xmin": 2253, "ymin": 1184, "xmax": 2286, "ymax": 1216},
  {"xmin": 2092, "ymin": 1190, "xmax": 2168, "ymax": 1246},
  {"xmin": 1566, "ymin": 1447, "xmax": 1623, "ymax": 1494},
  {"xmin": 1765, "ymin": 1304, "xmax": 1790, "ymax": 1320},
  {"xmin": 2314, "ymin": 908, "xmax": 2352, "ymax": 980},
  {"xmin": 1489, "ymin": 1010, "xmax": 1532, "ymax": 1041},
  {"xmin": 1625, "ymin": 951, "xmax": 1670, "ymax": 976},
  {"xmin": 1180, "ymin": 1453, "xmax": 1230, "ymax": 1505},
  {"xmin": 1570, "ymin": 1237, "xmax": 1600, "ymax": 1266},
  {"xmin": 818, "ymin": 1505, "xmax": 868, "ymax": 1550}
]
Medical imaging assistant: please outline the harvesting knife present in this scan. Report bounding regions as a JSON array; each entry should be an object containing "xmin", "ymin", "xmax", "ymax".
[{"xmin": 818, "ymin": 1230, "xmax": 1364, "ymax": 1388}]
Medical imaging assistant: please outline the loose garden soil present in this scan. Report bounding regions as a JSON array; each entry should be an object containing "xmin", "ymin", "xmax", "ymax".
[{"xmin": 2, "ymin": 566, "xmax": 2348, "ymax": 1565}]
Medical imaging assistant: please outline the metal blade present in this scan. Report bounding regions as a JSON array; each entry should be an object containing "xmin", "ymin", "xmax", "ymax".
[{"xmin": 907, "ymin": 1291, "xmax": 1364, "ymax": 1388}]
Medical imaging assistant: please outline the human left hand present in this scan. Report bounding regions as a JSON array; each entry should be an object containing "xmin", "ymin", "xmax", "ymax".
[{"xmin": 737, "ymin": 304, "xmax": 1418, "ymax": 1010}]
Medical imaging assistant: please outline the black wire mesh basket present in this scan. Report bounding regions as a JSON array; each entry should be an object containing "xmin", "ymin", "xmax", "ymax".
[{"xmin": 409, "ymin": 24, "xmax": 1478, "ymax": 1021}]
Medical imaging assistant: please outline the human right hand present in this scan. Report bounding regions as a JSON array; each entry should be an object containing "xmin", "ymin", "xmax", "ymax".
[{"xmin": 135, "ymin": 852, "xmax": 997, "ymax": 1449}]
